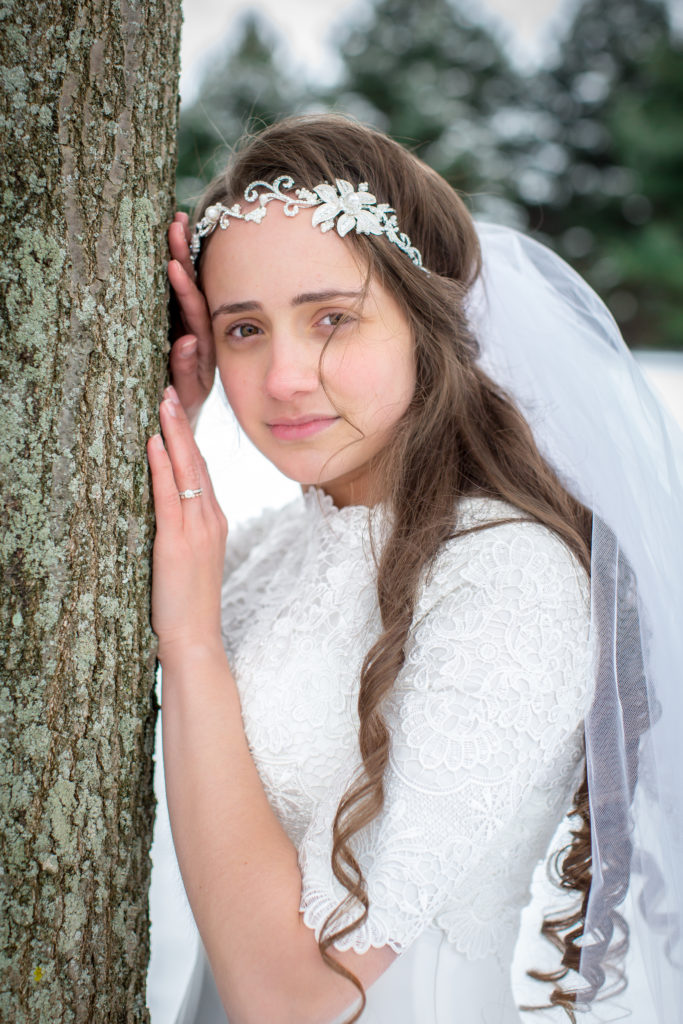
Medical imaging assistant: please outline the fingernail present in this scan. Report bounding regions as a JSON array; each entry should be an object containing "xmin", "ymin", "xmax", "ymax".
[
  {"xmin": 151, "ymin": 433, "xmax": 165, "ymax": 450},
  {"xmin": 164, "ymin": 385, "xmax": 180, "ymax": 404},
  {"xmin": 163, "ymin": 397, "xmax": 177, "ymax": 417},
  {"xmin": 181, "ymin": 338, "xmax": 197, "ymax": 356}
]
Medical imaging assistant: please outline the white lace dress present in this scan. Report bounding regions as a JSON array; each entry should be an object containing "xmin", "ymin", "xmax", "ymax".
[{"xmin": 174, "ymin": 492, "xmax": 593, "ymax": 1024}]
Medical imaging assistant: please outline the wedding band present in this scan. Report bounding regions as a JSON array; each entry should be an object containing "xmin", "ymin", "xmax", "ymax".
[{"xmin": 179, "ymin": 488, "xmax": 203, "ymax": 500}]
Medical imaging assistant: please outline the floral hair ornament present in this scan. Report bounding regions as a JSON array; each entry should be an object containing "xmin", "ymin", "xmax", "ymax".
[{"xmin": 189, "ymin": 175, "xmax": 427, "ymax": 271}]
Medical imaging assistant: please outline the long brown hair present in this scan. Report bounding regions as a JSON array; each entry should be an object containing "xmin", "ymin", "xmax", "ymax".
[{"xmin": 195, "ymin": 114, "xmax": 620, "ymax": 1019}]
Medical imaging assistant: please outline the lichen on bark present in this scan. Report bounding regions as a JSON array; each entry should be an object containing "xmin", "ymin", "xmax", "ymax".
[{"xmin": 0, "ymin": 2, "xmax": 182, "ymax": 1020}]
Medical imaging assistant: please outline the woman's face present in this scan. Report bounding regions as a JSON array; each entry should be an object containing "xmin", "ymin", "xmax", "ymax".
[{"xmin": 200, "ymin": 202, "xmax": 416, "ymax": 508}]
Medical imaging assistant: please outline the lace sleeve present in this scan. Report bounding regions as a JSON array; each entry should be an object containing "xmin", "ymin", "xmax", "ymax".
[{"xmin": 298, "ymin": 521, "xmax": 593, "ymax": 959}]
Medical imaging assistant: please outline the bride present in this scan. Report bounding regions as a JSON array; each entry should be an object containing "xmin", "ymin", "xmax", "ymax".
[{"xmin": 148, "ymin": 114, "xmax": 683, "ymax": 1023}]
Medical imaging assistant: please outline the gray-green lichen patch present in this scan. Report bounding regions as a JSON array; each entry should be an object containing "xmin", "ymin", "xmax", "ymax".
[
  {"xmin": 57, "ymin": 892, "xmax": 89, "ymax": 956},
  {"xmin": 74, "ymin": 292, "xmax": 96, "ymax": 323},
  {"xmin": 4, "ymin": 230, "xmax": 65, "ymax": 350},
  {"xmin": 87, "ymin": 435, "xmax": 105, "ymax": 466},
  {"xmin": 1, "ymin": 64, "xmax": 28, "ymax": 102},
  {"xmin": 38, "ymin": 854, "xmax": 59, "ymax": 875},
  {"xmin": 19, "ymin": 723, "xmax": 51, "ymax": 766},
  {"xmin": 117, "ymin": 712, "xmax": 139, "ymax": 757},
  {"xmin": 46, "ymin": 778, "xmax": 77, "ymax": 849}
]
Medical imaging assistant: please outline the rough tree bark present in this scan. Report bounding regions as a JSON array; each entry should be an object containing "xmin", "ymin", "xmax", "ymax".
[{"xmin": 0, "ymin": 1, "xmax": 182, "ymax": 1020}]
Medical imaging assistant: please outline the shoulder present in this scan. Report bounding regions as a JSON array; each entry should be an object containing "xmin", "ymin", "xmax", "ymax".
[
  {"xmin": 410, "ymin": 497, "xmax": 591, "ymax": 671},
  {"xmin": 398, "ymin": 497, "xmax": 593, "ymax": 721},
  {"xmin": 423, "ymin": 496, "xmax": 589, "ymax": 605},
  {"xmin": 223, "ymin": 496, "xmax": 306, "ymax": 579}
]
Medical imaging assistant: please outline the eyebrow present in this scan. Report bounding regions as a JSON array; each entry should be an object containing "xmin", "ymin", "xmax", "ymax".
[{"xmin": 210, "ymin": 289, "xmax": 364, "ymax": 321}]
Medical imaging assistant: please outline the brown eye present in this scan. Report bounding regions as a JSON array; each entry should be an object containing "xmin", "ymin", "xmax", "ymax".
[
  {"xmin": 320, "ymin": 312, "xmax": 354, "ymax": 328},
  {"xmin": 228, "ymin": 322, "xmax": 261, "ymax": 339}
]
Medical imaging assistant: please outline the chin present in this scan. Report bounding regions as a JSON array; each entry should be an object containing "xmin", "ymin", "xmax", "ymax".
[
  {"xmin": 270, "ymin": 460, "xmax": 334, "ymax": 488},
  {"xmin": 265, "ymin": 451, "xmax": 344, "ymax": 486}
]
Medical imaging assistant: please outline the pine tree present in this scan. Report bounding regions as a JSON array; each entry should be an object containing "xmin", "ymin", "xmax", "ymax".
[
  {"xmin": 523, "ymin": 0, "xmax": 679, "ymax": 347},
  {"xmin": 331, "ymin": 0, "xmax": 527, "ymax": 218},
  {"xmin": 604, "ymin": 38, "xmax": 683, "ymax": 348},
  {"xmin": 177, "ymin": 13, "xmax": 306, "ymax": 209}
]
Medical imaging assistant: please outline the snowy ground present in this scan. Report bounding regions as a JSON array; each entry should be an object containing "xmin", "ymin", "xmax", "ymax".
[{"xmin": 147, "ymin": 351, "xmax": 683, "ymax": 1023}]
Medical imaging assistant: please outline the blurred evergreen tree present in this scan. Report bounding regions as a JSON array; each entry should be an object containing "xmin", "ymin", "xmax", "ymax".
[
  {"xmin": 175, "ymin": 0, "xmax": 682, "ymax": 348},
  {"xmin": 605, "ymin": 39, "xmax": 683, "ymax": 348},
  {"xmin": 329, "ymin": 0, "xmax": 528, "ymax": 223},
  {"xmin": 523, "ymin": 0, "xmax": 681, "ymax": 347},
  {"xmin": 176, "ymin": 13, "xmax": 306, "ymax": 209}
]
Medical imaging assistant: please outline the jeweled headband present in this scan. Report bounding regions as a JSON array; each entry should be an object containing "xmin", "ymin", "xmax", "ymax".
[{"xmin": 189, "ymin": 175, "xmax": 426, "ymax": 271}]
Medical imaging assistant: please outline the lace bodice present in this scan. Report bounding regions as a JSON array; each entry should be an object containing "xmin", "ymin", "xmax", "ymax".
[{"xmin": 220, "ymin": 492, "xmax": 592, "ymax": 964}]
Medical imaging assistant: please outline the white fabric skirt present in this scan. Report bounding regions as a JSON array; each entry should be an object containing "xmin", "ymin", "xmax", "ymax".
[{"xmin": 174, "ymin": 927, "xmax": 522, "ymax": 1024}]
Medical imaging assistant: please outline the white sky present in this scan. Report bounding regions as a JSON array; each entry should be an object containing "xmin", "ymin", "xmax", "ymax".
[{"xmin": 180, "ymin": 0, "xmax": 568, "ymax": 102}]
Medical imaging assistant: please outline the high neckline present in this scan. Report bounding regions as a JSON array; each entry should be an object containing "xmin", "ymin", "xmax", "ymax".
[
  {"xmin": 303, "ymin": 486, "xmax": 369, "ymax": 514},
  {"xmin": 301, "ymin": 486, "xmax": 383, "ymax": 529},
  {"xmin": 300, "ymin": 489, "xmax": 523, "ymax": 545}
]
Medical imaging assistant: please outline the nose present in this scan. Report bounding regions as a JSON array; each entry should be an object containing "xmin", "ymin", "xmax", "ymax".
[{"xmin": 263, "ymin": 335, "xmax": 320, "ymax": 401}]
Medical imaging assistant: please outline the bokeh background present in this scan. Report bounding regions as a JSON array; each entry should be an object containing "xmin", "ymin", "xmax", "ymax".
[
  {"xmin": 148, "ymin": 1, "xmax": 683, "ymax": 1020},
  {"xmin": 178, "ymin": 0, "xmax": 683, "ymax": 351}
]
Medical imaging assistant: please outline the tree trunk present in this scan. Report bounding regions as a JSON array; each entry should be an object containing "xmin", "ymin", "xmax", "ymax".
[{"xmin": 0, "ymin": 2, "xmax": 181, "ymax": 1020}]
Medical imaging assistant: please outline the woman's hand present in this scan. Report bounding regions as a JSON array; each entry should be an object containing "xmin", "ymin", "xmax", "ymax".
[
  {"xmin": 148, "ymin": 385, "xmax": 227, "ymax": 660},
  {"xmin": 168, "ymin": 213, "xmax": 216, "ymax": 428}
]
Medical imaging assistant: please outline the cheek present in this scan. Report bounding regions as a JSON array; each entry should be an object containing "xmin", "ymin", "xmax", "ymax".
[
  {"xmin": 335, "ymin": 348, "xmax": 414, "ymax": 429},
  {"xmin": 374, "ymin": 372, "xmax": 414, "ymax": 432},
  {"xmin": 324, "ymin": 363, "xmax": 413, "ymax": 441},
  {"xmin": 216, "ymin": 357, "xmax": 258, "ymax": 421}
]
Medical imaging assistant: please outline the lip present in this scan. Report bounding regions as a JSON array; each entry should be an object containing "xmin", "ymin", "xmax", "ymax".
[{"xmin": 267, "ymin": 415, "xmax": 339, "ymax": 440}]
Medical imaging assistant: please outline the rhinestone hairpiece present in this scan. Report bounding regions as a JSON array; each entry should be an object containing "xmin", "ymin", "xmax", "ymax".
[{"xmin": 189, "ymin": 175, "xmax": 426, "ymax": 271}]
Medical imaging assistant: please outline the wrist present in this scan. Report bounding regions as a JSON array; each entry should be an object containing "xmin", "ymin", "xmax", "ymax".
[{"xmin": 157, "ymin": 635, "xmax": 226, "ymax": 670}]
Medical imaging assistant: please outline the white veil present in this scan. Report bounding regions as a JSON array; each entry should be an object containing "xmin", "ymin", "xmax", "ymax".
[{"xmin": 469, "ymin": 222, "xmax": 683, "ymax": 1019}]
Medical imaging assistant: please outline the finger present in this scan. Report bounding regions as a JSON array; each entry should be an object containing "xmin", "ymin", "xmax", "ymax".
[
  {"xmin": 169, "ymin": 334, "xmax": 213, "ymax": 429},
  {"xmin": 167, "ymin": 259, "xmax": 211, "ymax": 341},
  {"xmin": 167, "ymin": 257, "xmax": 207, "ymax": 325},
  {"xmin": 176, "ymin": 211, "xmax": 191, "ymax": 245},
  {"xmin": 149, "ymin": 411, "xmax": 224, "ymax": 536},
  {"xmin": 147, "ymin": 433, "xmax": 183, "ymax": 531},
  {"xmin": 196, "ymin": 451, "xmax": 227, "ymax": 527},
  {"xmin": 159, "ymin": 388, "xmax": 205, "ymax": 512},
  {"xmin": 169, "ymin": 217, "xmax": 195, "ymax": 280},
  {"xmin": 169, "ymin": 333, "xmax": 201, "ymax": 396},
  {"xmin": 161, "ymin": 389, "xmax": 224, "ymax": 527},
  {"xmin": 168, "ymin": 259, "xmax": 215, "ymax": 389}
]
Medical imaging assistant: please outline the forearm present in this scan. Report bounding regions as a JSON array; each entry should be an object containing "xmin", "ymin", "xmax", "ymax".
[
  {"xmin": 149, "ymin": 397, "xmax": 390, "ymax": 1021},
  {"xmin": 161, "ymin": 643, "xmax": 359, "ymax": 1024}
]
